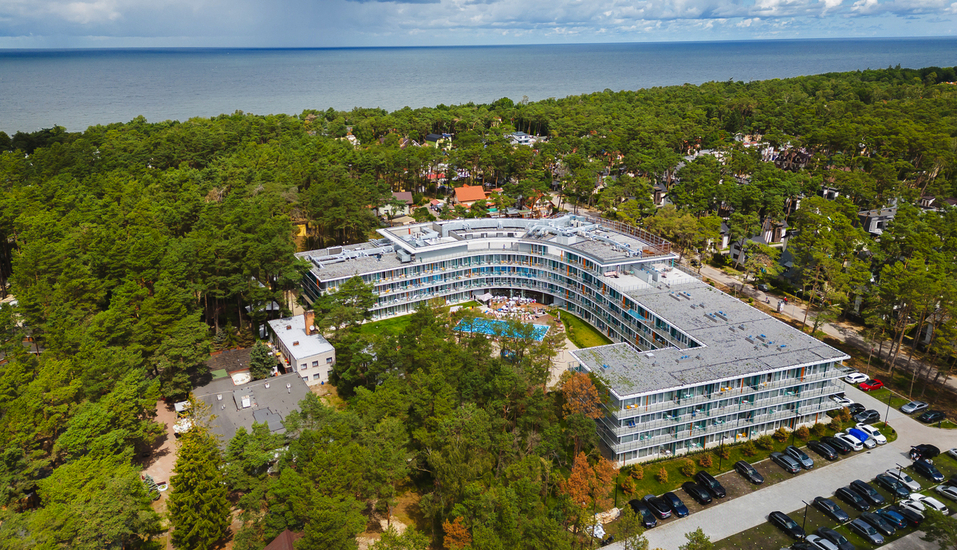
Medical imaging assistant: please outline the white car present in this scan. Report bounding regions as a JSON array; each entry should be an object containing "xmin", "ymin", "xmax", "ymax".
[
  {"xmin": 845, "ymin": 373, "xmax": 868, "ymax": 384},
  {"xmin": 886, "ymin": 469, "xmax": 922, "ymax": 491},
  {"xmin": 835, "ymin": 432, "xmax": 864, "ymax": 451},
  {"xmin": 855, "ymin": 424, "xmax": 887, "ymax": 445},
  {"xmin": 900, "ymin": 499, "xmax": 926, "ymax": 515},
  {"xmin": 910, "ymin": 493, "xmax": 950, "ymax": 514},
  {"xmin": 935, "ymin": 484, "xmax": 957, "ymax": 502},
  {"xmin": 805, "ymin": 534, "xmax": 839, "ymax": 550},
  {"xmin": 831, "ymin": 395, "xmax": 854, "ymax": 407},
  {"xmin": 948, "ymin": 448, "xmax": 957, "ymax": 460}
]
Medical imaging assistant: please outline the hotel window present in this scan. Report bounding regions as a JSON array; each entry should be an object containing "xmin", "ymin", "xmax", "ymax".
[
  {"xmin": 312, "ymin": 361, "xmax": 319, "ymax": 367},
  {"xmin": 326, "ymin": 357, "xmax": 333, "ymax": 363},
  {"xmin": 300, "ymin": 364, "xmax": 307, "ymax": 371},
  {"xmin": 313, "ymin": 374, "xmax": 322, "ymax": 380}
]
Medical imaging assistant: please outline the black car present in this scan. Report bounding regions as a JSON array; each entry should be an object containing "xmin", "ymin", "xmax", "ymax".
[
  {"xmin": 734, "ymin": 460, "xmax": 764, "ymax": 484},
  {"xmin": 875, "ymin": 474, "xmax": 911, "ymax": 499},
  {"xmin": 910, "ymin": 444, "xmax": 941, "ymax": 460},
  {"xmin": 876, "ymin": 509, "xmax": 908, "ymax": 530},
  {"xmin": 681, "ymin": 481, "xmax": 712, "ymax": 505},
  {"xmin": 853, "ymin": 409, "xmax": 881, "ymax": 425},
  {"xmin": 661, "ymin": 491, "xmax": 689, "ymax": 518},
  {"xmin": 769, "ymin": 511, "xmax": 805, "ymax": 539},
  {"xmin": 849, "ymin": 480, "xmax": 886, "ymax": 506},
  {"xmin": 642, "ymin": 494, "xmax": 672, "ymax": 520},
  {"xmin": 813, "ymin": 497, "xmax": 850, "ymax": 522},
  {"xmin": 848, "ymin": 518, "xmax": 883, "ymax": 545},
  {"xmin": 847, "ymin": 403, "xmax": 866, "ymax": 415},
  {"xmin": 694, "ymin": 471, "xmax": 726, "ymax": 498},
  {"xmin": 835, "ymin": 486, "xmax": 870, "ymax": 511},
  {"xmin": 860, "ymin": 512, "xmax": 896, "ymax": 536},
  {"xmin": 816, "ymin": 527, "xmax": 856, "ymax": 550},
  {"xmin": 807, "ymin": 440, "xmax": 838, "ymax": 461},
  {"xmin": 823, "ymin": 436, "xmax": 853, "ymax": 454},
  {"xmin": 785, "ymin": 445, "xmax": 814, "ymax": 469},
  {"xmin": 770, "ymin": 452, "xmax": 802, "ymax": 474},
  {"xmin": 917, "ymin": 410, "xmax": 946, "ymax": 423},
  {"xmin": 627, "ymin": 499, "xmax": 658, "ymax": 529},
  {"xmin": 913, "ymin": 459, "xmax": 945, "ymax": 482},
  {"xmin": 888, "ymin": 504, "xmax": 924, "ymax": 526}
]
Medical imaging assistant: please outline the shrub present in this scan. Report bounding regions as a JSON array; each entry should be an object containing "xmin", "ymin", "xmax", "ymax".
[
  {"xmin": 680, "ymin": 458, "xmax": 695, "ymax": 477},
  {"xmin": 717, "ymin": 446, "xmax": 731, "ymax": 460},
  {"xmin": 656, "ymin": 466, "xmax": 668, "ymax": 484},
  {"xmin": 829, "ymin": 417, "xmax": 842, "ymax": 431},
  {"xmin": 756, "ymin": 435, "xmax": 775, "ymax": 450},
  {"xmin": 742, "ymin": 440, "xmax": 757, "ymax": 457},
  {"xmin": 811, "ymin": 423, "xmax": 827, "ymax": 437},
  {"xmin": 699, "ymin": 453, "xmax": 713, "ymax": 468},
  {"xmin": 629, "ymin": 464, "xmax": 644, "ymax": 481},
  {"xmin": 795, "ymin": 425, "xmax": 810, "ymax": 441},
  {"xmin": 621, "ymin": 476, "xmax": 637, "ymax": 496},
  {"xmin": 839, "ymin": 407, "xmax": 852, "ymax": 422},
  {"xmin": 772, "ymin": 427, "xmax": 790, "ymax": 442}
]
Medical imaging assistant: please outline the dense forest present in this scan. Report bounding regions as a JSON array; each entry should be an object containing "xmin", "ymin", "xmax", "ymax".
[{"xmin": 1, "ymin": 65, "xmax": 956, "ymax": 549}]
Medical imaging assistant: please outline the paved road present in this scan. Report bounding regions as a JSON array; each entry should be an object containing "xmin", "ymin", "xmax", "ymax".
[{"xmin": 607, "ymin": 383, "xmax": 957, "ymax": 550}]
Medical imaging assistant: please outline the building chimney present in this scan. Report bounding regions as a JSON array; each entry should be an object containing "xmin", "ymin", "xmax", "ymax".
[{"xmin": 304, "ymin": 310, "xmax": 315, "ymax": 336}]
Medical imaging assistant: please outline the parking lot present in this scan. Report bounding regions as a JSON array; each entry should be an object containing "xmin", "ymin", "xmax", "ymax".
[{"xmin": 608, "ymin": 382, "xmax": 957, "ymax": 550}]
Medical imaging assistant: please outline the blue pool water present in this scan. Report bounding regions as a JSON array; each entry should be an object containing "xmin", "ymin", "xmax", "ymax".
[{"xmin": 454, "ymin": 318, "xmax": 550, "ymax": 341}]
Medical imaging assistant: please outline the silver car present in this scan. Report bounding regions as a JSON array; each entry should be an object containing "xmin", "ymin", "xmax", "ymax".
[{"xmin": 901, "ymin": 400, "xmax": 929, "ymax": 414}]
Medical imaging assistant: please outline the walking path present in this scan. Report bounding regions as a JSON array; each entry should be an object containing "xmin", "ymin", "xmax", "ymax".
[{"xmin": 607, "ymin": 383, "xmax": 957, "ymax": 550}]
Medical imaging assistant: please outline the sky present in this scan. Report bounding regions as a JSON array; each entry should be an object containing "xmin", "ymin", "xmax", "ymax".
[{"xmin": 0, "ymin": 0, "xmax": 955, "ymax": 49}]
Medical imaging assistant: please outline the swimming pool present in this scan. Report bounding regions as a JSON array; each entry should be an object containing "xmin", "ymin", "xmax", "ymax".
[{"xmin": 454, "ymin": 318, "xmax": 550, "ymax": 341}]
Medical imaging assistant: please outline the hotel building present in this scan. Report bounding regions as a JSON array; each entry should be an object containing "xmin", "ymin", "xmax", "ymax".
[{"xmin": 297, "ymin": 215, "xmax": 848, "ymax": 464}]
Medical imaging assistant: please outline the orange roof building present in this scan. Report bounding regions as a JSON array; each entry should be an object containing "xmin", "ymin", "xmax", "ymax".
[{"xmin": 454, "ymin": 185, "xmax": 487, "ymax": 207}]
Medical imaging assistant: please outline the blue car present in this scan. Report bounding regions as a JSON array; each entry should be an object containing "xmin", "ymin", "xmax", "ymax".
[{"xmin": 662, "ymin": 491, "xmax": 689, "ymax": 518}]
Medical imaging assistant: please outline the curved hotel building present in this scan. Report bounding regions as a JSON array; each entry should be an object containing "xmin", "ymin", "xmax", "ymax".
[{"xmin": 297, "ymin": 215, "xmax": 848, "ymax": 464}]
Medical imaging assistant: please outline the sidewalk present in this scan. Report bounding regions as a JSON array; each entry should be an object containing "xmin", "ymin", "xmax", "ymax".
[
  {"xmin": 694, "ymin": 263, "xmax": 957, "ymax": 395},
  {"xmin": 609, "ymin": 383, "xmax": 957, "ymax": 549}
]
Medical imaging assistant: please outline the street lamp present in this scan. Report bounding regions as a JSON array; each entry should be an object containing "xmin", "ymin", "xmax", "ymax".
[
  {"xmin": 719, "ymin": 434, "xmax": 728, "ymax": 470},
  {"xmin": 894, "ymin": 462, "xmax": 905, "ymax": 504},
  {"xmin": 884, "ymin": 390, "xmax": 893, "ymax": 427},
  {"xmin": 801, "ymin": 500, "xmax": 811, "ymax": 540}
]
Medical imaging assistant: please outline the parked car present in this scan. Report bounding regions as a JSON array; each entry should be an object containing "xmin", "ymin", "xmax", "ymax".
[
  {"xmin": 627, "ymin": 499, "xmax": 658, "ymax": 529},
  {"xmin": 642, "ymin": 494, "xmax": 672, "ymax": 520},
  {"xmin": 859, "ymin": 379, "xmax": 884, "ymax": 391},
  {"xmin": 681, "ymin": 481, "xmax": 712, "ymax": 505},
  {"xmin": 848, "ymin": 518, "xmax": 884, "ymax": 545},
  {"xmin": 785, "ymin": 445, "xmax": 814, "ymax": 469},
  {"xmin": 734, "ymin": 460, "xmax": 764, "ymax": 484},
  {"xmin": 850, "ymin": 480, "xmax": 886, "ymax": 506},
  {"xmin": 901, "ymin": 400, "xmax": 929, "ymax": 414},
  {"xmin": 845, "ymin": 373, "xmax": 867, "ymax": 384},
  {"xmin": 854, "ymin": 424, "xmax": 887, "ymax": 445},
  {"xmin": 888, "ymin": 504, "xmax": 924, "ymax": 526},
  {"xmin": 847, "ymin": 403, "xmax": 866, "ymax": 415},
  {"xmin": 757, "ymin": 283, "xmax": 770, "ymax": 291},
  {"xmin": 910, "ymin": 493, "xmax": 950, "ymax": 514},
  {"xmin": 911, "ymin": 444, "xmax": 941, "ymax": 460},
  {"xmin": 807, "ymin": 440, "xmax": 838, "ymax": 461},
  {"xmin": 886, "ymin": 469, "xmax": 922, "ymax": 491},
  {"xmin": 875, "ymin": 474, "xmax": 912, "ymax": 499},
  {"xmin": 847, "ymin": 427, "xmax": 876, "ymax": 449},
  {"xmin": 694, "ymin": 471, "xmax": 726, "ymax": 498},
  {"xmin": 805, "ymin": 534, "xmax": 839, "ymax": 550},
  {"xmin": 769, "ymin": 511, "xmax": 805, "ymax": 539},
  {"xmin": 813, "ymin": 497, "xmax": 850, "ymax": 522},
  {"xmin": 860, "ymin": 512, "xmax": 896, "ymax": 536},
  {"xmin": 835, "ymin": 487, "xmax": 870, "ymax": 511},
  {"xmin": 816, "ymin": 527, "xmax": 856, "ymax": 550},
  {"xmin": 876, "ymin": 509, "xmax": 908, "ymax": 530},
  {"xmin": 913, "ymin": 460, "xmax": 945, "ymax": 483},
  {"xmin": 918, "ymin": 410, "xmax": 946, "ymax": 423},
  {"xmin": 900, "ymin": 499, "xmax": 927, "ymax": 516},
  {"xmin": 770, "ymin": 452, "xmax": 802, "ymax": 474},
  {"xmin": 852, "ymin": 409, "xmax": 881, "ymax": 425},
  {"xmin": 661, "ymin": 491, "xmax": 689, "ymax": 518},
  {"xmin": 936, "ymin": 485, "xmax": 957, "ymax": 502},
  {"xmin": 831, "ymin": 395, "xmax": 853, "ymax": 407},
  {"xmin": 948, "ymin": 448, "xmax": 957, "ymax": 459},
  {"xmin": 822, "ymin": 436, "xmax": 853, "ymax": 454},
  {"xmin": 834, "ymin": 432, "xmax": 864, "ymax": 452}
]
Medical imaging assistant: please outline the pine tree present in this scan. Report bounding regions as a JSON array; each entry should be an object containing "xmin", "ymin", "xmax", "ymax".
[
  {"xmin": 169, "ymin": 427, "xmax": 231, "ymax": 550},
  {"xmin": 249, "ymin": 341, "xmax": 274, "ymax": 380}
]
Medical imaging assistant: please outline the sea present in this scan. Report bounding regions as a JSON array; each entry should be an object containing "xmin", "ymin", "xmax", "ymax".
[{"xmin": 1, "ymin": 38, "xmax": 956, "ymax": 134}]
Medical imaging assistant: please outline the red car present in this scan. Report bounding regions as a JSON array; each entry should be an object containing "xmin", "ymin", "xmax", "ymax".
[{"xmin": 860, "ymin": 379, "xmax": 884, "ymax": 391}]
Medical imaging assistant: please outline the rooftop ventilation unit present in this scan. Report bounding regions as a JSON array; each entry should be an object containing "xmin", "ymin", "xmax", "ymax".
[
  {"xmin": 778, "ymin": 344, "xmax": 787, "ymax": 350},
  {"xmin": 676, "ymin": 355, "xmax": 692, "ymax": 364},
  {"xmin": 738, "ymin": 324, "xmax": 746, "ymax": 330},
  {"xmin": 756, "ymin": 334, "xmax": 767, "ymax": 341},
  {"xmin": 715, "ymin": 311, "xmax": 729, "ymax": 321},
  {"xmin": 745, "ymin": 335, "xmax": 756, "ymax": 344}
]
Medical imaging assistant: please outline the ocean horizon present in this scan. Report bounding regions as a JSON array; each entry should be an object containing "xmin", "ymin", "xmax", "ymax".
[{"xmin": 2, "ymin": 37, "xmax": 956, "ymax": 134}]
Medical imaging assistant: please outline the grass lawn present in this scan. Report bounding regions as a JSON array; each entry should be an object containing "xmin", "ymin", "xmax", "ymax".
[
  {"xmin": 358, "ymin": 301, "xmax": 481, "ymax": 337},
  {"xmin": 558, "ymin": 310, "xmax": 613, "ymax": 349}
]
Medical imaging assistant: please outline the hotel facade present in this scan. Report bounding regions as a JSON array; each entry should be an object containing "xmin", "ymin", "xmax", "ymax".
[{"xmin": 297, "ymin": 215, "xmax": 848, "ymax": 464}]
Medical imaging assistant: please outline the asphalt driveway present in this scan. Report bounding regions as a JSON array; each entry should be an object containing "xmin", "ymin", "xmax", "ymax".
[{"xmin": 608, "ymin": 382, "xmax": 957, "ymax": 550}]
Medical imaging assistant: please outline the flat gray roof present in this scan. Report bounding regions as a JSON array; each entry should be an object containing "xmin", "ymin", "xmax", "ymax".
[
  {"xmin": 193, "ymin": 373, "xmax": 310, "ymax": 443},
  {"xmin": 267, "ymin": 315, "xmax": 334, "ymax": 361},
  {"xmin": 572, "ymin": 278, "xmax": 848, "ymax": 398}
]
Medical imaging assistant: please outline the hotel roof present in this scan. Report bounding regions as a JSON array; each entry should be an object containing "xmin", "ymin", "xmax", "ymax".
[
  {"xmin": 571, "ymin": 277, "xmax": 848, "ymax": 398},
  {"xmin": 267, "ymin": 315, "xmax": 334, "ymax": 361}
]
